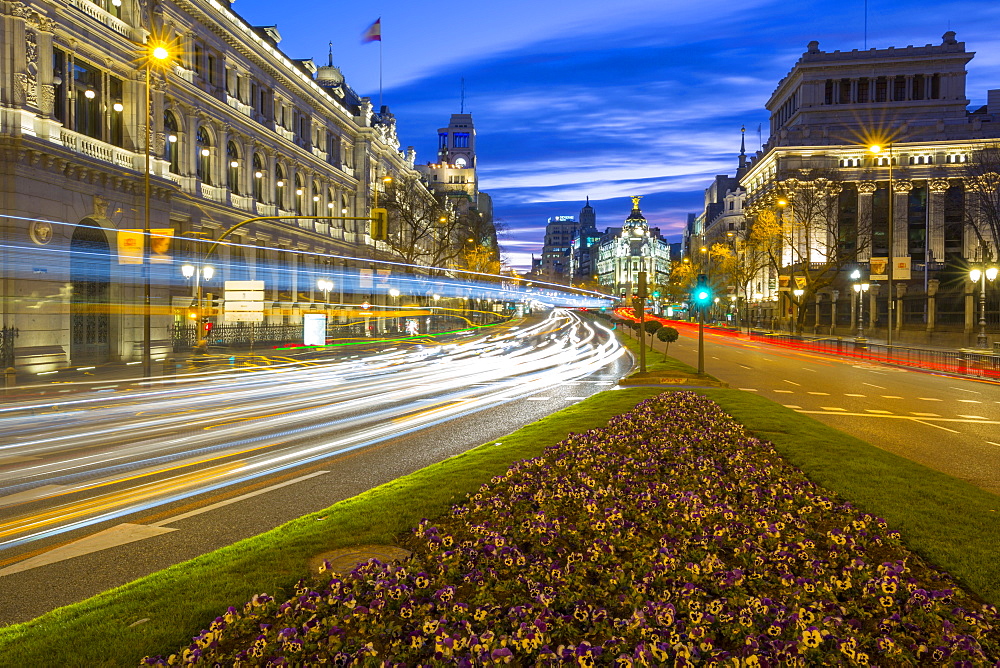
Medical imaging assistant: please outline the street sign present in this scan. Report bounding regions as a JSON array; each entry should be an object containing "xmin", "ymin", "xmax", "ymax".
[{"xmin": 224, "ymin": 280, "xmax": 265, "ymax": 323}]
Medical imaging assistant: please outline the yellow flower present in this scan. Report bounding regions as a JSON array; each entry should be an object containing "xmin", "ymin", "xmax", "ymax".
[{"xmin": 801, "ymin": 628, "xmax": 822, "ymax": 648}]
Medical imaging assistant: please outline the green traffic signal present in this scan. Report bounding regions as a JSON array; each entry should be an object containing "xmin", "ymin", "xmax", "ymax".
[{"xmin": 693, "ymin": 274, "xmax": 712, "ymax": 307}]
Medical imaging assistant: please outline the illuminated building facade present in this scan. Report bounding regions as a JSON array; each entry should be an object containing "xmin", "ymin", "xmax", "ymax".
[
  {"xmin": 0, "ymin": 0, "xmax": 431, "ymax": 371},
  {"xmin": 595, "ymin": 197, "xmax": 671, "ymax": 298}
]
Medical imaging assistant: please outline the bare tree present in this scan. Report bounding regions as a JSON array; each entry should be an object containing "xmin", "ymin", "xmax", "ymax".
[
  {"xmin": 964, "ymin": 144, "xmax": 1000, "ymax": 261},
  {"xmin": 745, "ymin": 170, "xmax": 869, "ymax": 332},
  {"xmin": 380, "ymin": 177, "xmax": 476, "ymax": 271}
]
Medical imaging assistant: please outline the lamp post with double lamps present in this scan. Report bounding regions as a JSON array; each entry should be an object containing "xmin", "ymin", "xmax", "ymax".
[
  {"xmin": 792, "ymin": 288, "xmax": 804, "ymax": 334},
  {"xmin": 869, "ymin": 143, "xmax": 894, "ymax": 347},
  {"xmin": 850, "ymin": 268, "xmax": 870, "ymax": 341},
  {"xmin": 970, "ymin": 263, "xmax": 999, "ymax": 348},
  {"xmin": 180, "ymin": 262, "xmax": 215, "ymax": 340}
]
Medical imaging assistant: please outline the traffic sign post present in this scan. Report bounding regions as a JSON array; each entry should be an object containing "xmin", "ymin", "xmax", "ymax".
[{"xmin": 224, "ymin": 280, "xmax": 266, "ymax": 359}]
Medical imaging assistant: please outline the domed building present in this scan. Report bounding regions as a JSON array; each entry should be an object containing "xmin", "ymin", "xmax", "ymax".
[{"xmin": 595, "ymin": 196, "xmax": 672, "ymax": 299}]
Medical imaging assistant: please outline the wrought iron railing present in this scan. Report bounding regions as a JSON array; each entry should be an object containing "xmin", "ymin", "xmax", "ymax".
[{"xmin": 0, "ymin": 326, "xmax": 17, "ymax": 368}]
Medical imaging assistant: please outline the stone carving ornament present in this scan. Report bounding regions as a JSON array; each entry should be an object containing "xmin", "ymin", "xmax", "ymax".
[
  {"xmin": 857, "ymin": 181, "xmax": 877, "ymax": 195},
  {"xmin": 929, "ymin": 179, "xmax": 951, "ymax": 193}
]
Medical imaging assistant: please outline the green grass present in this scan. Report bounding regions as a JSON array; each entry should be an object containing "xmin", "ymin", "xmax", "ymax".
[
  {"xmin": 615, "ymin": 323, "xmax": 709, "ymax": 377},
  {"xmin": 0, "ymin": 387, "xmax": 665, "ymax": 668}
]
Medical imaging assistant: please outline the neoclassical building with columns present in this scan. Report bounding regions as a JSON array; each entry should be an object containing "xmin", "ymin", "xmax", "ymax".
[
  {"xmin": 0, "ymin": 0, "xmax": 433, "ymax": 371},
  {"xmin": 739, "ymin": 32, "xmax": 1000, "ymax": 346}
]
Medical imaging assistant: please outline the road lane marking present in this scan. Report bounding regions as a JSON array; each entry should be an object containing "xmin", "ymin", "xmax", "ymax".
[
  {"xmin": 0, "ymin": 524, "xmax": 176, "ymax": 576},
  {"xmin": 526, "ymin": 397, "xmax": 552, "ymax": 401},
  {"xmin": 807, "ymin": 392, "xmax": 830, "ymax": 396},
  {"xmin": 881, "ymin": 395, "xmax": 903, "ymax": 399},
  {"xmin": 845, "ymin": 393, "xmax": 866, "ymax": 397},
  {"xmin": 958, "ymin": 399, "xmax": 982, "ymax": 403},
  {"xmin": 783, "ymin": 405, "xmax": 801, "ymax": 409},
  {"xmin": 802, "ymin": 368, "xmax": 816, "ymax": 372},
  {"xmin": 989, "ymin": 442, "xmax": 1000, "ymax": 447},
  {"xmin": 913, "ymin": 420, "xmax": 960, "ymax": 433},
  {"xmin": 783, "ymin": 380, "xmax": 801, "ymax": 386},
  {"xmin": 952, "ymin": 387, "xmax": 981, "ymax": 394},
  {"xmin": 911, "ymin": 412, "xmax": 940, "ymax": 417},
  {"xmin": 774, "ymin": 390, "xmax": 793, "ymax": 394},
  {"xmin": 863, "ymin": 382, "xmax": 886, "ymax": 389},
  {"xmin": 865, "ymin": 409, "xmax": 892, "ymax": 414},
  {"xmin": 820, "ymin": 407, "xmax": 846, "ymax": 411},
  {"xmin": 918, "ymin": 397, "xmax": 942, "ymax": 401},
  {"xmin": 738, "ymin": 364, "xmax": 752, "ymax": 369},
  {"xmin": 563, "ymin": 397, "xmax": 587, "ymax": 400},
  {"xmin": 959, "ymin": 415, "xmax": 988, "ymax": 420},
  {"xmin": 739, "ymin": 388, "xmax": 758, "ymax": 392}
]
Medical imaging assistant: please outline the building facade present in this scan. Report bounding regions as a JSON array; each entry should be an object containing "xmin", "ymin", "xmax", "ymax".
[
  {"xmin": 595, "ymin": 197, "xmax": 671, "ymax": 298},
  {"xmin": 1, "ymin": 0, "xmax": 434, "ymax": 371},
  {"xmin": 730, "ymin": 32, "xmax": 1000, "ymax": 344}
]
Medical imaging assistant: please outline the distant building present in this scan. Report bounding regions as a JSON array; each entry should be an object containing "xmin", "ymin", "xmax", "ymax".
[{"xmin": 595, "ymin": 197, "xmax": 671, "ymax": 298}]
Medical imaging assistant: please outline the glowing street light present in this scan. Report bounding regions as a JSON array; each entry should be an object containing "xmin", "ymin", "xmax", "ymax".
[
  {"xmin": 869, "ymin": 142, "xmax": 895, "ymax": 347},
  {"xmin": 970, "ymin": 263, "xmax": 999, "ymax": 348}
]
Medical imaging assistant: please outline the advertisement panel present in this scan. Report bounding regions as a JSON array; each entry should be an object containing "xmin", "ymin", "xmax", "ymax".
[{"xmin": 303, "ymin": 313, "xmax": 327, "ymax": 346}]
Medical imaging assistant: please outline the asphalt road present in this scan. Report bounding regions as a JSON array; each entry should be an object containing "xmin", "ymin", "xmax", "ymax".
[
  {"xmin": 0, "ymin": 309, "xmax": 631, "ymax": 625},
  {"xmin": 659, "ymin": 324, "xmax": 1000, "ymax": 495}
]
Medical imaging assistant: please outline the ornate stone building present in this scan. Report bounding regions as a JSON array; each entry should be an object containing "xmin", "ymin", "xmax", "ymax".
[
  {"xmin": 1, "ymin": 0, "xmax": 432, "ymax": 371},
  {"xmin": 738, "ymin": 32, "xmax": 1000, "ymax": 345},
  {"xmin": 595, "ymin": 197, "xmax": 671, "ymax": 298}
]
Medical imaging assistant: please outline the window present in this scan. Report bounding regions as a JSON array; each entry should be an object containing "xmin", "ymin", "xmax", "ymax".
[
  {"xmin": 192, "ymin": 44, "xmax": 204, "ymax": 78},
  {"xmin": 453, "ymin": 132, "xmax": 470, "ymax": 148},
  {"xmin": 839, "ymin": 157, "xmax": 861, "ymax": 167},
  {"xmin": 945, "ymin": 153, "xmax": 968, "ymax": 164},
  {"xmin": 839, "ymin": 78, "xmax": 851, "ymax": 104},
  {"xmin": 824, "ymin": 79, "xmax": 833, "ymax": 105},
  {"xmin": 275, "ymin": 164, "xmax": 286, "ymax": 208},
  {"xmin": 893, "ymin": 75, "xmax": 906, "ymax": 101},
  {"xmin": 195, "ymin": 127, "xmax": 212, "ymax": 185},
  {"xmin": 252, "ymin": 153, "xmax": 265, "ymax": 202},
  {"xmin": 438, "ymin": 133, "xmax": 448, "ymax": 149},
  {"xmin": 857, "ymin": 78, "xmax": 869, "ymax": 103},
  {"xmin": 912, "ymin": 74, "xmax": 925, "ymax": 100},
  {"xmin": 227, "ymin": 141, "xmax": 240, "ymax": 194},
  {"xmin": 53, "ymin": 49, "xmax": 67, "ymax": 124},
  {"xmin": 908, "ymin": 155, "xmax": 933, "ymax": 165},
  {"xmin": 207, "ymin": 54, "xmax": 216, "ymax": 85},
  {"xmin": 73, "ymin": 60, "xmax": 102, "ymax": 139},
  {"xmin": 875, "ymin": 77, "xmax": 887, "ymax": 102},
  {"xmin": 164, "ymin": 111, "xmax": 180, "ymax": 174}
]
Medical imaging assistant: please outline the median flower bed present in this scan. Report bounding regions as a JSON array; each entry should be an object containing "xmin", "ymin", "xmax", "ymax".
[{"xmin": 146, "ymin": 391, "xmax": 1000, "ymax": 666}]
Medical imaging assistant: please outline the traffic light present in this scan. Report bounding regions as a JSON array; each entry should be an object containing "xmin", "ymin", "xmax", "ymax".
[
  {"xmin": 370, "ymin": 208, "xmax": 388, "ymax": 241},
  {"xmin": 203, "ymin": 321, "xmax": 213, "ymax": 334},
  {"xmin": 693, "ymin": 274, "xmax": 712, "ymax": 308}
]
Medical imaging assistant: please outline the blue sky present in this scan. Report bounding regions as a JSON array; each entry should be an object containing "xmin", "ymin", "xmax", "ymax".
[{"xmin": 233, "ymin": 0, "xmax": 1000, "ymax": 270}]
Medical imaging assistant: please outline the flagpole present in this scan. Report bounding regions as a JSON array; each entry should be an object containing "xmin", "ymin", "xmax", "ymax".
[{"xmin": 379, "ymin": 38, "xmax": 383, "ymax": 110}]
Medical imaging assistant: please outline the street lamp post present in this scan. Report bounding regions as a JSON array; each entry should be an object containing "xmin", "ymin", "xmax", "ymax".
[
  {"xmin": 142, "ymin": 41, "xmax": 171, "ymax": 379},
  {"xmin": 180, "ymin": 262, "xmax": 215, "ymax": 340},
  {"xmin": 850, "ymin": 269, "xmax": 870, "ymax": 341},
  {"xmin": 869, "ymin": 143, "xmax": 894, "ymax": 348},
  {"xmin": 970, "ymin": 264, "xmax": 999, "ymax": 348}
]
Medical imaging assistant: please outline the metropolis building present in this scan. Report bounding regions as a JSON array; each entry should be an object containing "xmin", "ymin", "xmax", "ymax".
[
  {"xmin": 714, "ymin": 32, "xmax": 1000, "ymax": 345},
  {"xmin": 0, "ymin": 0, "xmax": 432, "ymax": 372}
]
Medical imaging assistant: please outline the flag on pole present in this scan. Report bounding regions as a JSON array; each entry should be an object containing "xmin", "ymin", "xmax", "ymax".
[{"xmin": 362, "ymin": 18, "xmax": 381, "ymax": 43}]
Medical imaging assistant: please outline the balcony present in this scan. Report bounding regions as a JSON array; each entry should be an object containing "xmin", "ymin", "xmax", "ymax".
[
  {"xmin": 201, "ymin": 183, "xmax": 226, "ymax": 203},
  {"xmin": 311, "ymin": 147, "xmax": 328, "ymax": 161},
  {"xmin": 231, "ymin": 193, "xmax": 254, "ymax": 211},
  {"xmin": 68, "ymin": 0, "xmax": 130, "ymax": 36},
  {"xmin": 58, "ymin": 127, "xmax": 135, "ymax": 170},
  {"xmin": 276, "ymin": 127, "xmax": 295, "ymax": 142},
  {"xmin": 256, "ymin": 203, "xmax": 277, "ymax": 217},
  {"xmin": 226, "ymin": 94, "xmax": 252, "ymax": 117}
]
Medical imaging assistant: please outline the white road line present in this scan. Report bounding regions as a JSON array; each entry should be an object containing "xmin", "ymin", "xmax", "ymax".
[
  {"xmin": 913, "ymin": 420, "xmax": 960, "ymax": 433},
  {"xmin": 958, "ymin": 399, "xmax": 982, "ymax": 403},
  {"xmin": 863, "ymin": 382, "xmax": 886, "ymax": 389},
  {"xmin": 865, "ymin": 409, "xmax": 892, "ymax": 414},
  {"xmin": 783, "ymin": 405, "xmax": 802, "ymax": 409},
  {"xmin": 802, "ymin": 368, "xmax": 816, "ymax": 372},
  {"xmin": 959, "ymin": 415, "xmax": 988, "ymax": 420},
  {"xmin": 988, "ymin": 441, "xmax": 1000, "ymax": 447},
  {"xmin": 881, "ymin": 395, "xmax": 903, "ymax": 399},
  {"xmin": 563, "ymin": 397, "xmax": 587, "ymax": 400},
  {"xmin": 152, "ymin": 471, "xmax": 330, "ymax": 528},
  {"xmin": 952, "ymin": 387, "xmax": 981, "ymax": 394},
  {"xmin": 845, "ymin": 393, "xmax": 866, "ymax": 397},
  {"xmin": 807, "ymin": 392, "xmax": 830, "ymax": 396},
  {"xmin": 911, "ymin": 412, "xmax": 940, "ymax": 417},
  {"xmin": 774, "ymin": 390, "xmax": 793, "ymax": 394},
  {"xmin": 783, "ymin": 380, "xmax": 801, "ymax": 386},
  {"xmin": 526, "ymin": 397, "xmax": 552, "ymax": 401},
  {"xmin": 739, "ymin": 388, "xmax": 758, "ymax": 392},
  {"xmin": 739, "ymin": 364, "xmax": 752, "ymax": 369},
  {"xmin": 820, "ymin": 407, "xmax": 846, "ymax": 411},
  {"xmin": 918, "ymin": 397, "xmax": 942, "ymax": 401}
]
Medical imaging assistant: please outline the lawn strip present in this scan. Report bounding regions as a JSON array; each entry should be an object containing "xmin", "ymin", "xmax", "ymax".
[
  {"xmin": 692, "ymin": 387, "xmax": 1000, "ymax": 606},
  {"xmin": 0, "ymin": 388, "xmax": 663, "ymax": 668}
]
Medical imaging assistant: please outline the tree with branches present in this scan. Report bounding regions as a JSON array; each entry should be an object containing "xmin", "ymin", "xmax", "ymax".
[
  {"xmin": 963, "ymin": 144, "xmax": 1000, "ymax": 262},
  {"xmin": 745, "ymin": 169, "xmax": 870, "ymax": 333}
]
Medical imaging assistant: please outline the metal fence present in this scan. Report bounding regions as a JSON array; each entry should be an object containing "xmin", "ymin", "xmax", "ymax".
[
  {"xmin": 170, "ymin": 312, "xmax": 509, "ymax": 352},
  {"xmin": 0, "ymin": 326, "xmax": 17, "ymax": 368},
  {"xmin": 748, "ymin": 330, "xmax": 1000, "ymax": 379}
]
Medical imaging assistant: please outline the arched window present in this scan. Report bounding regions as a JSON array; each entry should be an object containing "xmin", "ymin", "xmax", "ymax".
[
  {"xmin": 252, "ymin": 153, "xmax": 265, "ymax": 202},
  {"xmin": 227, "ymin": 141, "xmax": 241, "ymax": 195},
  {"xmin": 294, "ymin": 174, "xmax": 304, "ymax": 215},
  {"xmin": 195, "ymin": 127, "xmax": 212, "ymax": 185},
  {"xmin": 163, "ymin": 111, "xmax": 180, "ymax": 174},
  {"xmin": 275, "ymin": 164, "xmax": 286, "ymax": 209}
]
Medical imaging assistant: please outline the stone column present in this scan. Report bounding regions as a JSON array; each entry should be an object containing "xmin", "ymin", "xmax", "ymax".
[
  {"xmin": 927, "ymin": 179, "xmax": 949, "ymax": 263},
  {"xmin": 857, "ymin": 182, "xmax": 876, "ymax": 262},
  {"xmin": 926, "ymin": 278, "xmax": 939, "ymax": 333},
  {"xmin": 964, "ymin": 282, "xmax": 975, "ymax": 335},
  {"xmin": 893, "ymin": 180, "xmax": 912, "ymax": 259},
  {"xmin": 830, "ymin": 290, "xmax": 839, "ymax": 335},
  {"xmin": 895, "ymin": 282, "xmax": 907, "ymax": 336}
]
